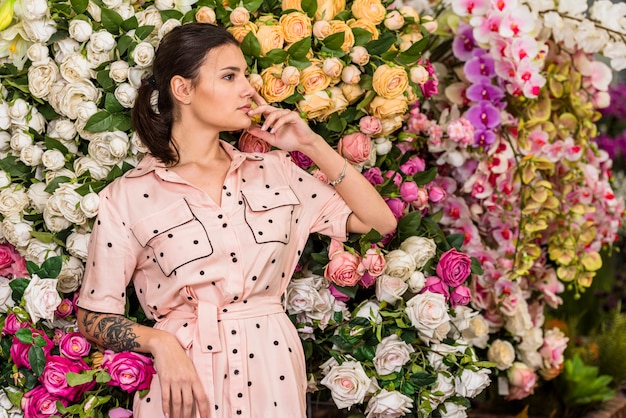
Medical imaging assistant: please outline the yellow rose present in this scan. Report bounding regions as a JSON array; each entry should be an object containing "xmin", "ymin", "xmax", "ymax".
[
  {"xmin": 256, "ymin": 22, "xmax": 285, "ymax": 56},
  {"xmin": 281, "ymin": 0, "xmax": 302, "ymax": 11},
  {"xmin": 229, "ymin": 6, "xmax": 250, "ymax": 26},
  {"xmin": 299, "ymin": 62, "xmax": 331, "ymax": 94},
  {"xmin": 328, "ymin": 20, "xmax": 355, "ymax": 52},
  {"xmin": 367, "ymin": 95, "xmax": 408, "ymax": 119},
  {"xmin": 372, "ymin": 64, "xmax": 409, "ymax": 99},
  {"xmin": 195, "ymin": 6, "xmax": 216, "ymax": 24},
  {"xmin": 279, "ymin": 11, "xmax": 312, "ymax": 44},
  {"xmin": 348, "ymin": 18, "xmax": 379, "ymax": 40},
  {"xmin": 227, "ymin": 22, "xmax": 257, "ymax": 43},
  {"xmin": 315, "ymin": 0, "xmax": 345, "ymax": 21},
  {"xmin": 260, "ymin": 66, "xmax": 296, "ymax": 103},
  {"xmin": 351, "ymin": 0, "xmax": 386, "ymax": 25},
  {"xmin": 297, "ymin": 90, "xmax": 333, "ymax": 120},
  {"xmin": 340, "ymin": 82, "xmax": 365, "ymax": 104}
]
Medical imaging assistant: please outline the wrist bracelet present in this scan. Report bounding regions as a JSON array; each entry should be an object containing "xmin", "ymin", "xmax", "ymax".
[{"xmin": 329, "ymin": 158, "xmax": 348, "ymax": 187}]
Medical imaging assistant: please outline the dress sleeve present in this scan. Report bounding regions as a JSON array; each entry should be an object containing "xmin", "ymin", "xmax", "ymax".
[
  {"xmin": 76, "ymin": 186, "xmax": 136, "ymax": 315},
  {"xmin": 279, "ymin": 151, "xmax": 353, "ymax": 242}
]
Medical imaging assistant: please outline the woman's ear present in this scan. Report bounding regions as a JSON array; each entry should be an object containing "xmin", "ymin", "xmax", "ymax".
[{"xmin": 170, "ymin": 75, "xmax": 192, "ymax": 104}]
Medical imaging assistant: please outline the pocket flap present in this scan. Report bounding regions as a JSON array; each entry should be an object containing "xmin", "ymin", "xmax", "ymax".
[
  {"xmin": 241, "ymin": 185, "xmax": 300, "ymax": 211},
  {"xmin": 131, "ymin": 199, "xmax": 195, "ymax": 247}
]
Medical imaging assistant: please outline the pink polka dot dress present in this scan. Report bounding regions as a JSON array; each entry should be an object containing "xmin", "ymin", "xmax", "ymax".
[{"xmin": 77, "ymin": 141, "xmax": 352, "ymax": 418}]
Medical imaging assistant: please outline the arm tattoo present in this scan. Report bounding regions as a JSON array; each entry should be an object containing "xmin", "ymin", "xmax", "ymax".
[{"xmin": 82, "ymin": 311, "xmax": 141, "ymax": 352}]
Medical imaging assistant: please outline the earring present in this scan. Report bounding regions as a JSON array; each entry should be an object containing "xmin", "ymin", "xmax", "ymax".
[{"xmin": 184, "ymin": 98, "xmax": 190, "ymax": 104}]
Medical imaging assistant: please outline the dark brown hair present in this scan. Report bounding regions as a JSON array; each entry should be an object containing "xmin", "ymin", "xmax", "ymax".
[{"xmin": 132, "ymin": 23, "xmax": 239, "ymax": 165}]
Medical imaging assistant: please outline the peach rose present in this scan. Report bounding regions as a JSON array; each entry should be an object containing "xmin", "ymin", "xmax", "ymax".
[
  {"xmin": 229, "ymin": 7, "xmax": 250, "ymax": 26},
  {"xmin": 350, "ymin": 46, "xmax": 370, "ymax": 66},
  {"xmin": 338, "ymin": 132, "xmax": 371, "ymax": 164},
  {"xmin": 227, "ymin": 22, "xmax": 257, "ymax": 43},
  {"xmin": 280, "ymin": 11, "xmax": 312, "ymax": 43},
  {"xmin": 256, "ymin": 22, "xmax": 285, "ymax": 56},
  {"xmin": 351, "ymin": 0, "xmax": 386, "ymax": 25},
  {"xmin": 340, "ymin": 82, "xmax": 365, "ymax": 104},
  {"xmin": 319, "ymin": 86, "xmax": 348, "ymax": 121},
  {"xmin": 341, "ymin": 65, "xmax": 361, "ymax": 84},
  {"xmin": 399, "ymin": 30, "xmax": 423, "ymax": 52},
  {"xmin": 299, "ymin": 63, "xmax": 331, "ymax": 94},
  {"xmin": 329, "ymin": 20, "xmax": 355, "ymax": 52},
  {"xmin": 195, "ymin": 6, "xmax": 216, "ymax": 24},
  {"xmin": 384, "ymin": 10, "xmax": 405, "ymax": 30},
  {"xmin": 281, "ymin": 0, "xmax": 302, "ymax": 11},
  {"xmin": 421, "ymin": 15, "xmax": 438, "ymax": 33},
  {"xmin": 239, "ymin": 130, "xmax": 271, "ymax": 153},
  {"xmin": 368, "ymin": 96, "xmax": 408, "ymax": 119},
  {"xmin": 324, "ymin": 250, "xmax": 363, "ymax": 287},
  {"xmin": 361, "ymin": 248, "xmax": 385, "ymax": 277},
  {"xmin": 322, "ymin": 57, "xmax": 343, "ymax": 78},
  {"xmin": 379, "ymin": 115, "xmax": 404, "ymax": 136},
  {"xmin": 296, "ymin": 90, "xmax": 333, "ymax": 120},
  {"xmin": 281, "ymin": 66, "xmax": 301, "ymax": 86},
  {"xmin": 399, "ymin": 6, "xmax": 419, "ymax": 21},
  {"xmin": 315, "ymin": 0, "xmax": 345, "ymax": 21},
  {"xmin": 372, "ymin": 64, "xmax": 409, "ymax": 99},
  {"xmin": 359, "ymin": 116, "xmax": 382, "ymax": 135},
  {"xmin": 410, "ymin": 65, "xmax": 429, "ymax": 84},
  {"xmin": 348, "ymin": 18, "xmax": 379, "ymax": 40},
  {"xmin": 313, "ymin": 20, "xmax": 331, "ymax": 39},
  {"xmin": 248, "ymin": 73, "xmax": 263, "ymax": 91},
  {"xmin": 260, "ymin": 66, "xmax": 296, "ymax": 103}
]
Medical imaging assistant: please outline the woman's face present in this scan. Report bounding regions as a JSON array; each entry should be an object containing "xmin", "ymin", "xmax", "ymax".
[{"xmin": 186, "ymin": 43, "xmax": 256, "ymax": 132}]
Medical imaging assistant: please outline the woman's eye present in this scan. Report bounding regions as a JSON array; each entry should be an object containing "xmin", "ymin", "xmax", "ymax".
[{"xmin": 224, "ymin": 74, "xmax": 234, "ymax": 80}]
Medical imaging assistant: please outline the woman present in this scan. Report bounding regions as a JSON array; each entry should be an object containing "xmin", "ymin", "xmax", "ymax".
[{"xmin": 76, "ymin": 23, "xmax": 396, "ymax": 418}]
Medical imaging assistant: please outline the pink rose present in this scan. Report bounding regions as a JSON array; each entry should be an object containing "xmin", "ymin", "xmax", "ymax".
[
  {"xmin": 428, "ymin": 186, "xmax": 447, "ymax": 203},
  {"xmin": 53, "ymin": 329, "xmax": 66, "ymax": 345},
  {"xmin": 338, "ymin": 132, "xmax": 371, "ymax": 164},
  {"xmin": 108, "ymin": 407, "xmax": 133, "ymax": 418},
  {"xmin": 22, "ymin": 385, "xmax": 68, "ymax": 418},
  {"xmin": 290, "ymin": 150, "xmax": 314, "ymax": 169},
  {"xmin": 359, "ymin": 116, "xmax": 382, "ymax": 135},
  {"xmin": 436, "ymin": 248, "xmax": 472, "ymax": 287},
  {"xmin": 40, "ymin": 355, "xmax": 94, "ymax": 401},
  {"xmin": 324, "ymin": 251, "xmax": 363, "ymax": 287},
  {"xmin": 102, "ymin": 350, "xmax": 157, "ymax": 392},
  {"xmin": 59, "ymin": 332, "xmax": 92, "ymax": 360},
  {"xmin": 360, "ymin": 248, "xmax": 385, "ymax": 277},
  {"xmin": 400, "ymin": 181, "xmax": 419, "ymax": 202},
  {"xmin": 3, "ymin": 312, "xmax": 27, "ymax": 334},
  {"xmin": 385, "ymin": 170, "xmax": 402, "ymax": 186},
  {"xmin": 386, "ymin": 198, "xmax": 407, "ymax": 220},
  {"xmin": 411, "ymin": 187, "xmax": 429, "ymax": 210},
  {"xmin": 0, "ymin": 242, "xmax": 28, "ymax": 279},
  {"xmin": 421, "ymin": 276, "xmax": 450, "ymax": 300},
  {"xmin": 506, "ymin": 362, "xmax": 537, "ymax": 400},
  {"xmin": 400, "ymin": 157, "xmax": 425, "ymax": 175},
  {"xmin": 0, "ymin": 243, "xmax": 15, "ymax": 273},
  {"xmin": 11, "ymin": 328, "xmax": 54, "ymax": 369},
  {"xmin": 238, "ymin": 129, "xmax": 271, "ymax": 153},
  {"xmin": 539, "ymin": 328, "xmax": 568, "ymax": 369},
  {"xmin": 329, "ymin": 284, "xmax": 350, "ymax": 302},
  {"xmin": 450, "ymin": 285, "xmax": 471, "ymax": 307},
  {"xmin": 358, "ymin": 271, "xmax": 376, "ymax": 288},
  {"xmin": 363, "ymin": 167, "xmax": 384, "ymax": 185},
  {"xmin": 55, "ymin": 298, "xmax": 73, "ymax": 319}
]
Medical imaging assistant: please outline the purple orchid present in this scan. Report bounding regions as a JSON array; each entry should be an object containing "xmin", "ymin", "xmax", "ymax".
[
  {"xmin": 466, "ymin": 100, "xmax": 501, "ymax": 130},
  {"xmin": 473, "ymin": 129, "xmax": 497, "ymax": 147},
  {"xmin": 464, "ymin": 50, "xmax": 496, "ymax": 82},
  {"xmin": 453, "ymin": 22, "xmax": 478, "ymax": 61},
  {"xmin": 466, "ymin": 77, "xmax": 505, "ymax": 103}
]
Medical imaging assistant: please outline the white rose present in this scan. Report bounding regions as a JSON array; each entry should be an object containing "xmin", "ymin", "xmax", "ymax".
[
  {"xmin": 0, "ymin": 171, "xmax": 10, "ymax": 188},
  {"xmin": 74, "ymin": 156, "xmax": 111, "ymax": 180},
  {"xmin": 487, "ymin": 339, "xmax": 516, "ymax": 370},
  {"xmin": 439, "ymin": 401, "xmax": 467, "ymax": 418},
  {"xmin": 365, "ymin": 389, "xmax": 413, "ymax": 418},
  {"xmin": 406, "ymin": 292, "xmax": 450, "ymax": 343},
  {"xmin": 26, "ymin": 43, "xmax": 49, "ymax": 64},
  {"xmin": 373, "ymin": 334, "xmax": 414, "ymax": 375},
  {"xmin": 60, "ymin": 53, "xmax": 94, "ymax": 83},
  {"xmin": 0, "ymin": 277, "xmax": 15, "ymax": 313},
  {"xmin": 42, "ymin": 149, "xmax": 66, "ymax": 171},
  {"xmin": 286, "ymin": 276, "xmax": 324, "ymax": 314},
  {"xmin": 86, "ymin": 48, "xmax": 110, "ymax": 67},
  {"xmin": 320, "ymin": 360, "xmax": 377, "ymax": 409},
  {"xmin": 137, "ymin": 6, "xmax": 164, "ymax": 29},
  {"xmin": 132, "ymin": 42, "xmax": 155, "ymax": 68},
  {"xmin": 28, "ymin": 108, "xmax": 46, "ymax": 133},
  {"xmin": 20, "ymin": 144, "xmax": 44, "ymax": 166},
  {"xmin": 322, "ymin": 57, "xmax": 343, "ymax": 78},
  {"xmin": 23, "ymin": 274, "xmax": 61, "ymax": 324},
  {"xmin": 50, "ymin": 80, "xmax": 100, "ymax": 120},
  {"xmin": 0, "ymin": 132, "xmax": 9, "ymax": 151},
  {"xmin": 114, "ymin": 2, "xmax": 134, "ymax": 19},
  {"xmin": 407, "ymin": 270, "xmax": 426, "ymax": 293},
  {"xmin": 114, "ymin": 83, "xmax": 137, "ymax": 108},
  {"xmin": 22, "ymin": 0, "xmax": 49, "ymax": 20},
  {"xmin": 449, "ymin": 306, "xmax": 477, "ymax": 338},
  {"xmin": 230, "ymin": 6, "xmax": 250, "ymax": 25},
  {"xmin": 26, "ymin": 182, "xmax": 51, "ymax": 213},
  {"xmin": 89, "ymin": 30, "xmax": 116, "ymax": 53},
  {"xmin": 455, "ymin": 368, "xmax": 491, "ymax": 398},
  {"xmin": 130, "ymin": 131, "xmax": 149, "ymax": 154},
  {"xmin": 354, "ymin": 300, "xmax": 382, "ymax": 324},
  {"xmin": 80, "ymin": 192, "xmax": 100, "ymax": 219},
  {"xmin": 44, "ymin": 168, "xmax": 76, "ymax": 185},
  {"xmin": 128, "ymin": 66, "xmax": 150, "ymax": 89},
  {"xmin": 88, "ymin": 136, "xmax": 121, "ymax": 166},
  {"xmin": 68, "ymin": 19, "xmax": 93, "ymax": 42},
  {"xmin": 154, "ymin": 0, "xmax": 174, "ymax": 10},
  {"xmin": 43, "ymin": 195, "xmax": 72, "ymax": 232},
  {"xmin": 383, "ymin": 249, "xmax": 416, "ymax": 281},
  {"xmin": 9, "ymin": 98, "xmax": 29, "ymax": 122},
  {"xmin": 519, "ymin": 327, "xmax": 543, "ymax": 353},
  {"xmin": 305, "ymin": 287, "xmax": 336, "ymax": 326},
  {"xmin": 76, "ymin": 100, "xmax": 99, "ymax": 121},
  {"xmin": 428, "ymin": 374, "xmax": 455, "ymax": 407},
  {"xmin": 10, "ymin": 130, "xmax": 32, "ymax": 152},
  {"xmin": 504, "ymin": 302, "xmax": 533, "ymax": 337},
  {"xmin": 341, "ymin": 65, "xmax": 361, "ymax": 84},
  {"xmin": 375, "ymin": 274, "xmax": 408, "ymax": 304},
  {"xmin": 102, "ymin": 0, "xmax": 122, "ymax": 9},
  {"xmin": 384, "ymin": 10, "xmax": 405, "ymax": 30},
  {"xmin": 109, "ymin": 60, "xmax": 129, "ymax": 83},
  {"xmin": 462, "ymin": 314, "xmax": 490, "ymax": 349},
  {"xmin": 25, "ymin": 238, "xmax": 61, "ymax": 265},
  {"xmin": 55, "ymin": 183, "xmax": 86, "ymax": 225},
  {"xmin": 52, "ymin": 38, "xmax": 80, "ymax": 64},
  {"xmin": 86, "ymin": 0, "xmax": 101, "ymax": 21},
  {"xmin": 48, "ymin": 118, "xmax": 76, "ymax": 141},
  {"xmin": 22, "ymin": 19, "xmax": 57, "ymax": 43},
  {"xmin": 400, "ymin": 236, "xmax": 437, "ymax": 269},
  {"xmin": 0, "ymin": 187, "xmax": 29, "ymax": 217},
  {"xmin": 2, "ymin": 218, "xmax": 33, "ymax": 249},
  {"xmin": 56, "ymin": 256, "xmax": 84, "ymax": 293},
  {"xmin": 66, "ymin": 230, "xmax": 90, "ymax": 261},
  {"xmin": 0, "ymin": 103, "xmax": 10, "ymax": 130},
  {"xmin": 350, "ymin": 46, "xmax": 370, "ymax": 66},
  {"xmin": 157, "ymin": 18, "xmax": 181, "ymax": 40}
]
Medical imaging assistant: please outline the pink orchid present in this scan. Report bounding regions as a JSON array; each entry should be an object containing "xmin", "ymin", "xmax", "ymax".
[
  {"xmin": 510, "ymin": 35, "xmax": 540, "ymax": 63},
  {"xmin": 451, "ymin": 0, "xmax": 489, "ymax": 16},
  {"xmin": 498, "ymin": 6, "xmax": 534, "ymax": 37}
]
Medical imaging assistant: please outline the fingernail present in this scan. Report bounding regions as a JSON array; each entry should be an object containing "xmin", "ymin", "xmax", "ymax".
[
  {"xmin": 261, "ymin": 124, "xmax": 267, "ymax": 131},
  {"xmin": 164, "ymin": 414, "xmax": 169, "ymax": 418}
]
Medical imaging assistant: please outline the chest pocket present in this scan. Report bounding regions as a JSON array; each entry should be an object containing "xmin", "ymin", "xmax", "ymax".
[
  {"xmin": 130, "ymin": 199, "xmax": 213, "ymax": 277},
  {"xmin": 241, "ymin": 185, "xmax": 300, "ymax": 244}
]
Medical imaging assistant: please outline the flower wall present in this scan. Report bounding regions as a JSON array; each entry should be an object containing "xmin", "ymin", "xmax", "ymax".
[{"xmin": 0, "ymin": 0, "xmax": 624, "ymax": 416}]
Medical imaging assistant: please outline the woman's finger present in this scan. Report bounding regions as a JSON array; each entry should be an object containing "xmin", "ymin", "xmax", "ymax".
[
  {"xmin": 181, "ymin": 384, "xmax": 194, "ymax": 418},
  {"xmin": 270, "ymin": 112, "xmax": 301, "ymax": 133},
  {"xmin": 251, "ymin": 90, "xmax": 267, "ymax": 107},
  {"xmin": 170, "ymin": 386, "xmax": 183, "ymax": 418},
  {"xmin": 261, "ymin": 109, "xmax": 289, "ymax": 130},
  {"xmin": 193, "ymin": 381, "xmax": 210, "ymax": 418}
]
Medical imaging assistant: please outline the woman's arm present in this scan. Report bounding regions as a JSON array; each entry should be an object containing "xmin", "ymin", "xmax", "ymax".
[{"xmin": 76, "ymin": 307, "xmax": 210, "ymax": 418}]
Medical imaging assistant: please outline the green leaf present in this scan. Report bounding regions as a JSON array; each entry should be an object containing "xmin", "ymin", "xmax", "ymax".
[
  {"xmin": 243, "ymin": 0, "xmax": 263, "ymax": 12},
  {"xmin": 29, "ymin": 231, "xmax": 56, "ymax": 244},
  {"xmin": 44, "ymin": 176, "xmax": 71, "ymax": 194},
  {"xmin": 365, "ymin": 33, "xmax": 396, "ymax": 55},
  {"xmin": 100, "ymin": 8, "xmax": 123, "ymax": 34},
  {"xmin": 352, "ymin": 28, "xmax": 373, "ymax": 46},
  {"xmin": 104, "ymin": 93, "xmax": 124, "ymax": 113},
  {"xmin": 322, "ymin": 32, "xmax": 345, "ymax": 51},
  {"xmin": 33, "ymin": 335, "xmax": 48, "ymax": 347},
  {"xmin": 355, "ymin": 90, "xmax": 376, "ymax": 111},
  {"xmin": 70, "ymin": 0, "xmax": 88, "ymax": 14},
  {"xmin": 84, "ymin": 111, "xmax": 113, "ymax": 133},
  {"xmin": 28, "ymin": 346, "xmax": 46, "ymax": 376},
  {"xmin": 283, "ymin": 91, "xmax": 305, "ymax": 104},
  {"xmin": 287, "ymin": 57, "xmax": 311, "ymax": 70},
  {"xmin": 265, "ymin": 48, "xmax": 288, "ymax": 63},
  {"xmin": 16, "ymin": 328, "xmax": 34, "ymax": 344},
  {"xmin": 240, "ymin": 31, "xmax": 261, "ymax": 58},
  {"xmin": 353, "ymin": 345, "xmax": 376, "ymax": 362},
  {"xmin": 160, "ymin": 9, "xmax": 183, "ymax": 21},
  {"xmin": 0, "ymin": 156, "xmax": 31, "ymax": 177},
  {"xmin": 446, "ymin": 234, "xmax": 465, "ymax": 250},
  {"xmin": 380, "ymin": 50, "xmax": 398, "ymax": 61},
  {"xmin": 105, "ymin": 164, "xmax": 124, "ymax": 182},
  {"xmin": 360, "ymin": 228, "xmax": 383, "ymax": 246},
  {"xmin": 26, "ymin": 261, "xmax": 39, "ymax": 276},
  {"xmin": 135, "ymin": 25, "xmax": 155, "ymax": 41},
  {"xmin": 121, "ymin": 15, "xmax": 139, "ymax": 32},
  {"xmin": 413, "ymin": 166, "xmax": 437, "ymax": 186},
  {"xmin": 410, "ymin": 371, "xmax": 437, "ymax": 387},
  {"xmin": 396, "ymin": 36, "xmax": 429, "ymax": 65},
  {"xmin": 332, "ymin": 284, "xmax": 358, "ymax": 299},
  {"xmin": 44, "ymin": 137, "xmax": 69, "ymax": 155},
  {"xmin": 112, "ymin": 113, "xmax": 132, "ymax": 131},
  {"xmin": 470, "ymin": 257, "xmax": 483, "ymax": 275},
  {"xmin": 116, "ymin": 35, "xmax": 133, "ymax": 57},
  {"xmin": 9, "ymin": 278, "xmax": 29, "ymax": 301},
  {"xmin": 326, "ymin": 112, "xmax": 347, "ymax": 133},
  {"xmin": 397, "ymin": 211, "xmax": 422, "ymax": 241},
  {"xmin": 96, "ymin": 371, "xmax": 112, "ymax": 384},
  {"xmin": 39, "ymin": 256, "xmax": 63, "ymax": 279},
  {"xmin": 75, "ymin": 180, "xmax": 107, "ymax": 195},
  {"xmin": 378, "ymin": 372, "xmax": 398, "ymax": 381},
  {"xmin": 287, "ymin": 37, "xmax": 311, "ymax": 60},
  {"xmin": 66, "ymin": 371, "xmax": 95, "ymax": 387}
]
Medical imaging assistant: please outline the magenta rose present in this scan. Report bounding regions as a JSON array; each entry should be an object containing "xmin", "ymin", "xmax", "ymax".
[
  {"xmin": 385, "ymin": 198, "xmax": 407, "ymax": 220},
  {"xmin": 421, "ymin": 276, "xmax": 450, "ymax": 300},
  {"xmin": 0, "ymin": 243, "xmax": 15, "ymax": 273},
  {"xmin": 363, "ymin": 167, "xmax": 384, "ymax": 185},
  {"xmin": 400, "ymin": 181, "xmax": 419, "ymax": 202},
  {"xmin": 428, "ymin": 185, "xmax": 447, "ymax": 203},
  {"xmin": 436, "ymin": 248, "xmax": 472, "ymax": 287},
  {"xmin": 400, "ymin": 157, "xmax": 425, "ymax": 175},
  {"xmin": 40, "ymin": 355, "xmax": 94, "ymax": 401},
  {"xmin": 358, "ymin": 271, "xmax": 377, "ymax": 288},
  {"xmin": 450, "ymin": 285, "xmax": 471, "ymax": 307},
  {"xmin": 59, "ymin": 332, "xmax": 92, "ymax": 360},
  {"xmin": 3, "ymin": 312, "xmax": 27, "ymax": 335},
  {"xmin": 338, "ymin": 132, "xmax": 371, "ymax": 164},
  {"xmin": 22, "ymin": 385, "xmax": 68, "ymax": 418},
  {"xmin": 108, "ymin": 407, "xmax": 133, "ymax": 418},
  {"xmin": 11, "ymin": 329, "xmax": 54, "ymax": 369},
  {"xmin": 329, "ymin": 284, "xmax": 350, "ymax": 302},
  {"xmin": 359, "ymin": 115, "xmax": 382, "ymax": 135},
  {"xmin": 102, "ymin": 350, "xmax": 157, "ymax": 392},
  {"xmin": 290, "ymin": 150, "xmax": 314, "ymax": 169},
  {"xmin": 55, "ymin": 298, "xmax": 74, "ymax": 319},
  {"xmin": 324, "ymin": 251, "xmax": 364, "ymax": 287},
  {"xmin": 238, "ymin": 129, "xmax": 271, "ymax": 153}
]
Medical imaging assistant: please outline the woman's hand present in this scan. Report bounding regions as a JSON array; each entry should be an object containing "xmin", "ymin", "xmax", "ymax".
[{"xmin": 151, "ymin": 332, "xmax": 210, "ymax": 418}]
